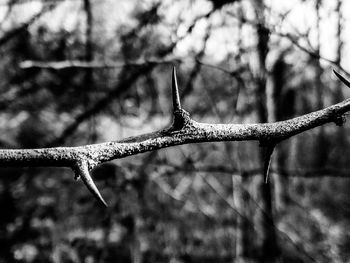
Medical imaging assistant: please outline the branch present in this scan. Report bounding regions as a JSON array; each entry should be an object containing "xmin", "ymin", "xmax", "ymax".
[
  {"xmin": 126, "ymin": 161, "xmax": 350, "ymax": 178},
  {"xmin": 19, "ymin": 57, "xmax": 231, "ymax": 73},
  {"xmin": 48, "ymin": 64, "xmax": 156, "ymax": 146},
  {"xmin": 19, "ymin": 58, "xmax": 178, "ymax": 70},
  {"xmin": 226, "ymin": 9, "xmax": 350, "ymax": 79},
  {"xmin": 0, "ymin": 69, "xmax": 349, "ymax": 206}
]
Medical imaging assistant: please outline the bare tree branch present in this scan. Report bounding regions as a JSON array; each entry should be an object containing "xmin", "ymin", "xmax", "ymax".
[
  {"xmin": 48, "ymin": 64, "xmax": 156, "ymax": 146},
  {"xmin": 133, "ymin": 161, "xmax": 350, "ymax": 178},
  {"xmin": 19, "ymin": 58, "xmax": 178, "ymax": 70},
  {"xmin": 0, "ymin": 69, "xmax": 349, "ymax": 206},
  {"xmin": 226, "ymin": 9, "xmax": 350, "ymax": 79}
]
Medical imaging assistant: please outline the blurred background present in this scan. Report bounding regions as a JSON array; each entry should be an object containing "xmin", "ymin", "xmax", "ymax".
[{"xmin": 0, "ymin": 0, "xmax": 349, "ymax": 262}]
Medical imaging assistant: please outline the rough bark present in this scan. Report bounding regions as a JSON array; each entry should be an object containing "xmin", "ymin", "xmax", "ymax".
[
  {"xmin": 0, "ymin": 99, "xmax": 348, "ymax": 167},
  {"xmin": 0, "ymin": 67, "xmax": 349, "ymax": 207}
]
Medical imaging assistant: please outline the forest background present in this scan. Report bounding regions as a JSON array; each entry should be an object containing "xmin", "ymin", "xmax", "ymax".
[{"xmin": 0, "ymin": 0, "xmax": 349, "ymax": 262}]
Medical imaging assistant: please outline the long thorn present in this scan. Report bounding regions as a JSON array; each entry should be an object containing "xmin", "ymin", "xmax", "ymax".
[
  {"xmin": 334, "ymin": 69, "xmax": 350, "ymax": 89},
  {"xmin": 263, "ymin": 144, "xmax": 276, "ymax": 183},
  {"xmin": 172, "ymin": 66, "xmax": 181, "ymax": 112},
  {"xmin": 75, "ymin": 161, "xmax": 108, "ymax": 207}
]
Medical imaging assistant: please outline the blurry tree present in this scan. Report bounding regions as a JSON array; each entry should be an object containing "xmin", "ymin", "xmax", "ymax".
[{"xmin": 248, "ymin": 1, "xmax": 279, "ymax": 262}]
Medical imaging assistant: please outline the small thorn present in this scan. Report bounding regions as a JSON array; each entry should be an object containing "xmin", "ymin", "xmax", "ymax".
[
  {"xmin": 334, "ymin": 69, "xmax": 350, "ymax": 89},
  {"xmin": 75, "ymin": 162, "xmax": 108, "ymax": 207},
  {"xmin": 172, "ymin": 66, "xmax": 181, "ymax": 112},
  {"xmin": 263, "ymin": 144, "xmax": 276, "ymax": 183}
]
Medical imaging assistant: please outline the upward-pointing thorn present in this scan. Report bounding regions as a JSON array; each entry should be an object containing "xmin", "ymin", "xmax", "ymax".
[
  {"xmin": 74, "ymin": 161, "xmax": 108, "ymax": 207},
  {"xmin": 334, "ymin": 69, "xmax": 350, "ymax": 89},
  {"xmin": 172, "ymin": 66, "xmax": 182, "ymax": 112}
]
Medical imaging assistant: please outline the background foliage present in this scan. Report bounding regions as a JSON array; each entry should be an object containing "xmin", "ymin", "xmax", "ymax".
[{"xmin": 0, "ymin": 0, "xmax": 349, "ymax": 262}]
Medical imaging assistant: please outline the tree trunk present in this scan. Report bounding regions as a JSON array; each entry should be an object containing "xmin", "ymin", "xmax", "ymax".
[
  {"xmin": 332, "ymin": 0, "xmax": 347, "ymax": 167},
  {"xmin": 266, "ymin": 54, "xmax": 290, "ymax": 213},
  {"xmin": 312, "ymin": 0, "xmax": 328, "ymax": 169},
  {"xmin": 233, "ymin": 174, "xmax": 251, "ymax": 263},
  {"xmin": 232, "ymin": 6, "xmax": 251, "ymax": 262},
  {"xmin": 250, "ymin": 0, "xmax": 279, "ymax": 261},
  {"xmin": 83, "ymin": 0, "xmax": 97, "ymax": 143}
]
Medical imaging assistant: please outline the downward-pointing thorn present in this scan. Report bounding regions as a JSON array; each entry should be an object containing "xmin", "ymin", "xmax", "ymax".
[
  {"xmin": 75, "ymin": 161, "xmax": 108, "ymax": 207},
  {"xmin": 263, "ymin": 144, "xmax": 276, "ymax": 183},
  {"xmin": 334, "ymin": 69, "xmax": 350, "ymax": 89},
  {"xmin": 172, "ymin": 66, "xmax": 181, "ymax": 112}
]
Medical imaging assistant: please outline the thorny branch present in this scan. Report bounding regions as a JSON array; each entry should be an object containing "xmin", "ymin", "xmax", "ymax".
[{"xmin": 0, "ymin": 68, "xmax": 350, "ymax": 207}]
